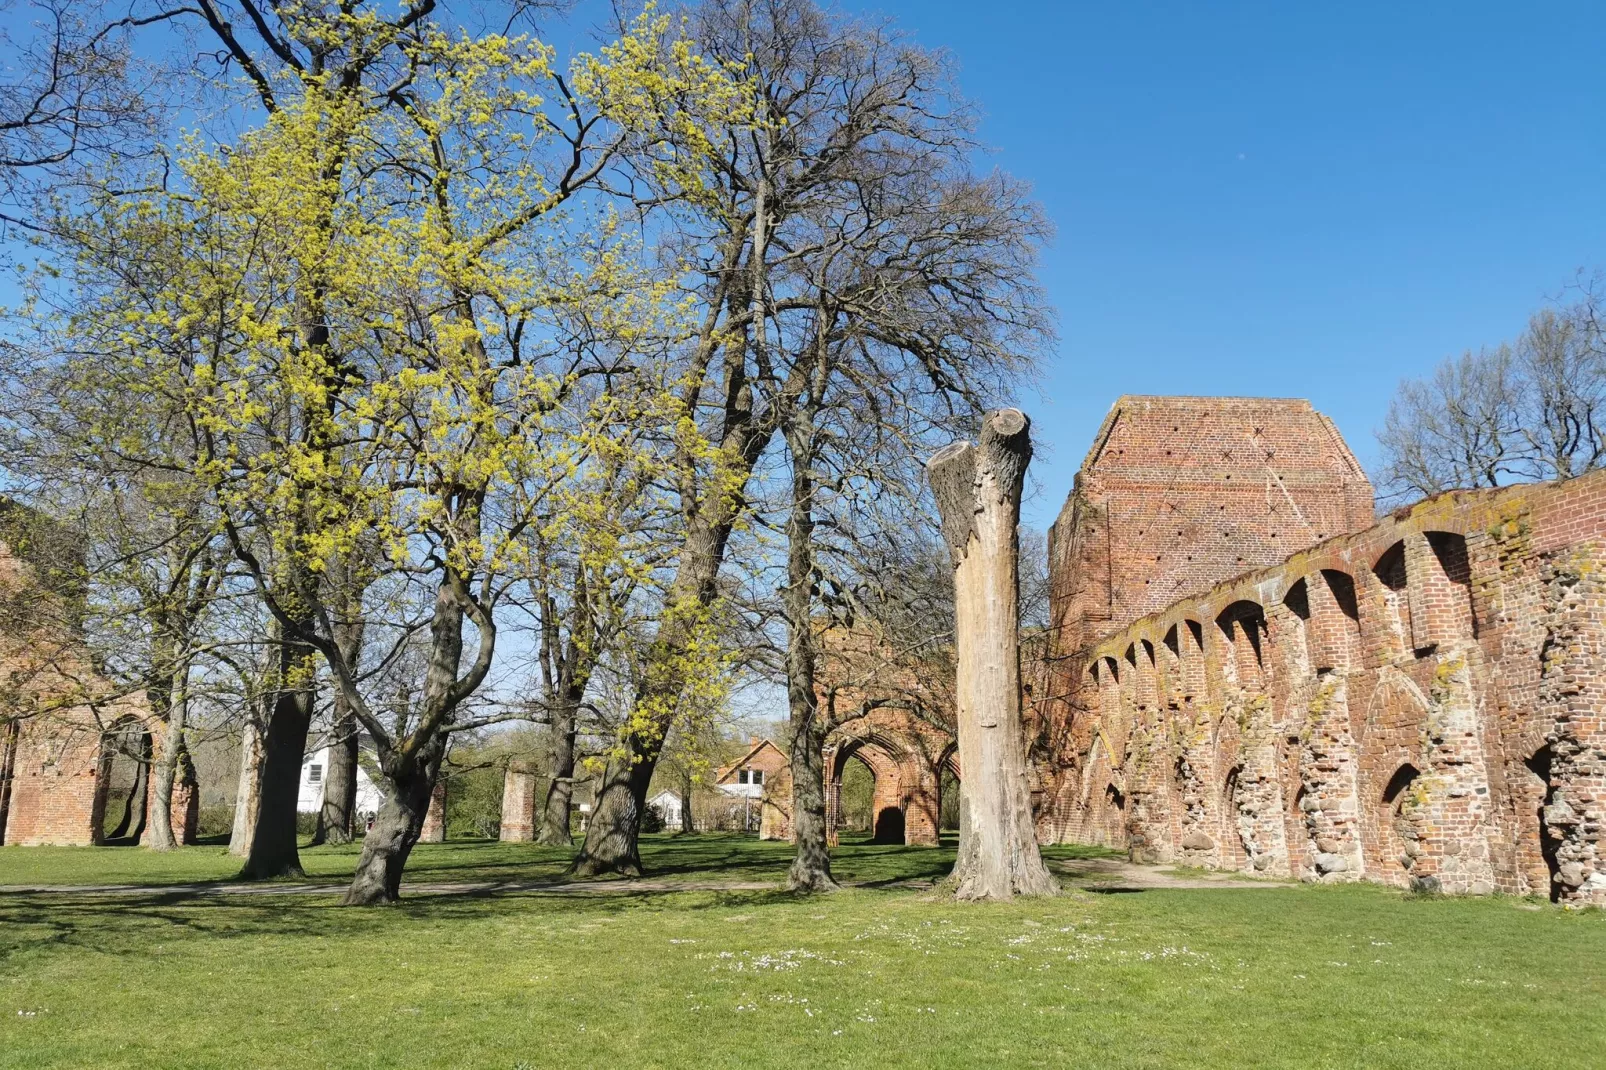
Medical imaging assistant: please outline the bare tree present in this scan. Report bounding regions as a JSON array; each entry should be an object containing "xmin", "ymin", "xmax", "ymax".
[
  {"xmin": 570, "ymin": 0, "xmax": 1050, "ymax": 879},
  {"xmin": 1378, "ymin": 283, "xmax": 1606, "ymax": 502}
]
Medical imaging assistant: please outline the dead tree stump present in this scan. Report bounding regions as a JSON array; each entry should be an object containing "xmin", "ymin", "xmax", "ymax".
[{"xmin": 928, "ymin": 408, "xmax": 1058, "ymax": 900}]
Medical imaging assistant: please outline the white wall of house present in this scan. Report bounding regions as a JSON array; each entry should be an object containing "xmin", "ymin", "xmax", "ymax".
[
  {"xmin": 647, "ymin": 790, "xmax": 683, "ymax": 827},
  {"xmin": 297, "ymin": 745, "xmax": 384, "ymax": 816}
]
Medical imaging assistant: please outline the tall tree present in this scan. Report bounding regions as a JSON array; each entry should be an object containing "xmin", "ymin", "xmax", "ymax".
[{"xmin": 571, "ymin": 0, "xmax": 1050, "ymax": 878}]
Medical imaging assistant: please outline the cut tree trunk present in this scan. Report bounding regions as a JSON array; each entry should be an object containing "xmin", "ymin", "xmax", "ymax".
[
  {"xmin": 342, "ymin": 743, "xmax": 443, "ymax": 906},
  {"xmin": 239, "ymin": 654, "xmax": 315, "ymax": 879},
  {"xmin": 229, "ymin": 711, "xmax": 266, "ymax": 858},
  {"xmin": 928, "ymin": 408, "xmax": 1057, "ymax": 900}
]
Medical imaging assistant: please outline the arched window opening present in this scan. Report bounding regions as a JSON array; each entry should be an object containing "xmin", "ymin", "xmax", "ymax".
[
  {"xmin": 1380, "ymin": 763, "xmax": 1420, "ymax": 875},
  {"xmin": 1221, "ymin": 764, "xmax": 1247, "ymax": 867},
  {"xmin": 1284, "ymin": 579, "xmax": 1310, "ymax": 621},
  {"xmin": 1322, "ymin": 569, "xmax": 1360, "ymax": 622},
  {"xmin": 1425, "ymin": 531, "xmax": 1478, "ymax": 639},
  {"xmin": 939, "ymin": 762, "xmax": 960, "ymax": 833},
  {"xmin": 1216, "ymin": 601, "xmax": 1267, "ymax": 687}
]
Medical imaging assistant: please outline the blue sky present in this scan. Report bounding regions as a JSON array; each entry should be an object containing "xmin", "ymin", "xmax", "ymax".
[{"xmin": 817, "ymin": 0, "xmax": 1606, "ymax": 530}]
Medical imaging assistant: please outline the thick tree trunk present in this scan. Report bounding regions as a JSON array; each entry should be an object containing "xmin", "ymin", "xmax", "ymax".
[
  {"xmin": 239, "ymin": 638, "xmax": 316, "ymax": 879},
  {"xmin": 569, "ymin": 736, "xmax": 656, "ymax": 878},
  {"xmin": 229, "ymin": 709, "xmax": 266, "ymax": 857},
  {"xmin": 787, "ymin": 712, "xmax": 834, "ymax": 891},
  {"xmin": 108, "ymin": 739, "xmax": 147, "ymax": 840},
  {"xmin": 783, "ymin": 416, "xmax": 836, "ymax": 892},
  {"xmin": 536, "ymin": 700, "xmax": 577, "ymax": 847},
  {"xmin": 928, "ymin": 409, "xmax": 1057, "ymax": 900},
  {"xmin": 342, "ymin": 742, "xmax": 443, "ymax": 905}
]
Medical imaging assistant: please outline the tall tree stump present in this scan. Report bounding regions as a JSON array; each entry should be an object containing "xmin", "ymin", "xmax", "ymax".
[{"xmin": 928, "ymin": 409, "xmax": 1058, "ymax": 900}]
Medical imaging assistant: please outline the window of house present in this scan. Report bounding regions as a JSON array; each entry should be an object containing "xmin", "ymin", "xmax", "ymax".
[
  {"xmin": 737, "ymin": 768, "xmax": 763, "ymax": 785},
  {"xmin": 309, "ymin": 764, "xmax": 323, "ymax": 784},
  {"xmin": 751, "ymin": 769, "xmax": 763, "ymax": 786}
]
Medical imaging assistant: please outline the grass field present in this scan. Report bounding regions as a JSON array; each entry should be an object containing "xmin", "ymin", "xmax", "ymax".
[{"xmin": 1, "ymin": 835, "xmax": 1602, "ymax": 1069}]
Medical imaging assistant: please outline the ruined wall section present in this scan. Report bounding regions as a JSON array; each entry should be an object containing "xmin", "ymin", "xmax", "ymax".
[
  {"xmin": 1043, "ymin": 472, "xmax": 1606, "ymax": 905},
  {"xmin": 1039, "ymin": 396, "xmax": 1374, "ymax": 839}
]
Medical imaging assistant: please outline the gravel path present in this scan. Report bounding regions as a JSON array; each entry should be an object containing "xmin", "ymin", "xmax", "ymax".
[{"xmin": 0, "ymin": 858, "xmax": 1289, "ymax": 899}]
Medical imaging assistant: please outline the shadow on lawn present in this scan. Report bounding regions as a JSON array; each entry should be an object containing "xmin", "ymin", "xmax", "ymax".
[{"xmin": 0, "ymin": 878, "xmax": 839, "ymax": 959}]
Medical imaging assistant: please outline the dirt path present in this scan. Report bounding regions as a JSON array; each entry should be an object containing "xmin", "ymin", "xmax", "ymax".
[{"xmin": 0, "ymin": 859, "xmax": 1288, "ymax": 899}]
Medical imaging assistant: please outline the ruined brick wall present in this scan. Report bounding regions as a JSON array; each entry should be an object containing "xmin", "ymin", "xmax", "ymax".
[
  {"xmin": 1047, "ymin": 396, "xmax": 1374, "ymax": 658},
  {"xmin": 499, "ymin": 761, "xmax": 538, "ymax": 842},
  {"xmin": 1039, "ymin": 470, "xmax": 1606, "ymax": 905},
  {"xmin": 1035, "ymin": 396, "xmax": 1373, "ymax": 842}
]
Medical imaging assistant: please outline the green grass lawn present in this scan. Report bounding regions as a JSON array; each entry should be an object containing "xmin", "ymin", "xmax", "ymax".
[
  {"xmin": 0, "ymin": 832, "xmax": 1119, "ymax": 889},
  {"xmin": 0, "ymin": 836, "xmax": 1602, "ymax": 1069}
]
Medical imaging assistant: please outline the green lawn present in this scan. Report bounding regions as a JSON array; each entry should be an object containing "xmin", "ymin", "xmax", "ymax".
[
  {"xmin": 0, "ymin": 836, "xmax": 1601, "ymax": 1069},
  {"xmin": 0, "ymin": 832, "xmax": 1119, "ymax": 889}
]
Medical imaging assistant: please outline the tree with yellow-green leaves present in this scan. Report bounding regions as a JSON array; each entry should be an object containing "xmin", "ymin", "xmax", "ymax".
[{"xmin": 34, "ymin": 4, "xmax": 753, "ymax": 902}]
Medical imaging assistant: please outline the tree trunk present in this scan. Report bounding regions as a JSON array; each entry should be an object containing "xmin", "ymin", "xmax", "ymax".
[
  {"xmin": 110, "ymin": 732, "xmax": 152, "ymax": 842},
  {"xmin": 314, "ymin": 592, "xmax": 366, "ymax": 846},
  {"xmin": 928, "ymin": 409, "xmax": 1057, "ymax": 900},
  {"xmin": 783, "ymin": 415, "xmax": 836, "ymax": 892},
  {"xmin": 0, "ymin": 718, "xmax": 17, "ymax": 845},
  {"xmin": 146, "ymin": 664, "xmax": 192, "ymax": 852},
  {"xmin": 342, "ymin": 741, "xmax": 443, "ymax": 905},
  {"xmin": 679, "ymin": 764, "xmax": 694, "ymax": 835},
  {"xmin": 107, "ymin": 741, "xmax": 146, "ymax": 840},
  {"xmin": 569, "ymin": 735, "xmax": 656, "ymax": 878},
  {"xmin": 536, "ymin": 700, "xmax": 577, "ymax": 847},
  {"xmin": 229, "ymin": 708, "xmax": 266, "ymax": 857},
  {"xmin": 239, "ymin": 638, "xmax": 316, "ymax": 879}
]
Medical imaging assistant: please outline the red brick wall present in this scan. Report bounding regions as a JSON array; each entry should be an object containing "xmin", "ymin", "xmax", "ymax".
[
  {"xmin": 1048, "ymin": 396, "xmax": 1374, "ymax": 657},
  {"xmin": 1038, "ymin": 462, "xmax": 1606, "ymax": 905}
]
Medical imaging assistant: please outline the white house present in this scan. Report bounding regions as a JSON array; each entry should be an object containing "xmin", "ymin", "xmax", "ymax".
[
  {"xmin": 296, "ymin": 741, "xmax": 384, "ymax": 817},
  {"xmin": 647, "ymin": 789, "xmax": 685, "ymax": 828}
]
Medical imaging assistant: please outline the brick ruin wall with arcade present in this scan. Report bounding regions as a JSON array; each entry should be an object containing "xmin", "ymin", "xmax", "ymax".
[{"xmin": 1030, "ymin": 395, "xmax": 1606, "ymax": 905}]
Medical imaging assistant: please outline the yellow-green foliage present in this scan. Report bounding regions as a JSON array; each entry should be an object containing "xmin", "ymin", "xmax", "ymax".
[{"xmin": 39, "ymin": 8, "xmax": 759, "ymax": 752}]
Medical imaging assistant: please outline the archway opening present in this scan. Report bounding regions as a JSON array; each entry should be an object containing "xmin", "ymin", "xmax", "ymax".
[
  {"xmin": 1221, "ymin": 764, "xmax": 1247, "ymax": 867},
  {"xmin": 873, "ymin": 805, "xmax": 906, "ymax": 845},
  {"xmin": 836, "ymin": 753, "xmax": 875, "ymax": 835},
  {"xmin": 97, "ymin": 720, "xmax": 152, "ymax": 844},
  {"xmin": 939, "ymin": 763, "xmax": 960, "ymax": 832},
  {"xmin": 1524, "ymin": 746, "xmax": 1562, "ymax": 902},
  {"xmin": 1380, "ymin": 763, "xmax": 1420, "ymax": 875}
]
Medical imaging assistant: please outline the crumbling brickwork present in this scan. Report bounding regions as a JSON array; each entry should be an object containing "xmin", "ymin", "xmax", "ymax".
[
  {"xmin": 0, "ymin": 514, "xmax": 183, "ymax": 848},
  {"xmin": 499, "ymin": 760, "xmax": 538, "ymax": 842},
  {"xmin": 1038, "ymin": 402, "xmax": 1606, "ymax": 904}
]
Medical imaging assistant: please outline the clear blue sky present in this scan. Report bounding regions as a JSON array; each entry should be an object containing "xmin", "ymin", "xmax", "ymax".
[{"xmin": 833, "ymin": 0, "xmax": 1605, "ymax": 530}]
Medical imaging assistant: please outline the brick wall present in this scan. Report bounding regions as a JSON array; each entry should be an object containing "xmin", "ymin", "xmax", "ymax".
[{"xmin": 1039, "ymin": 456, "xmax": 1606, "ymax": 905}]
